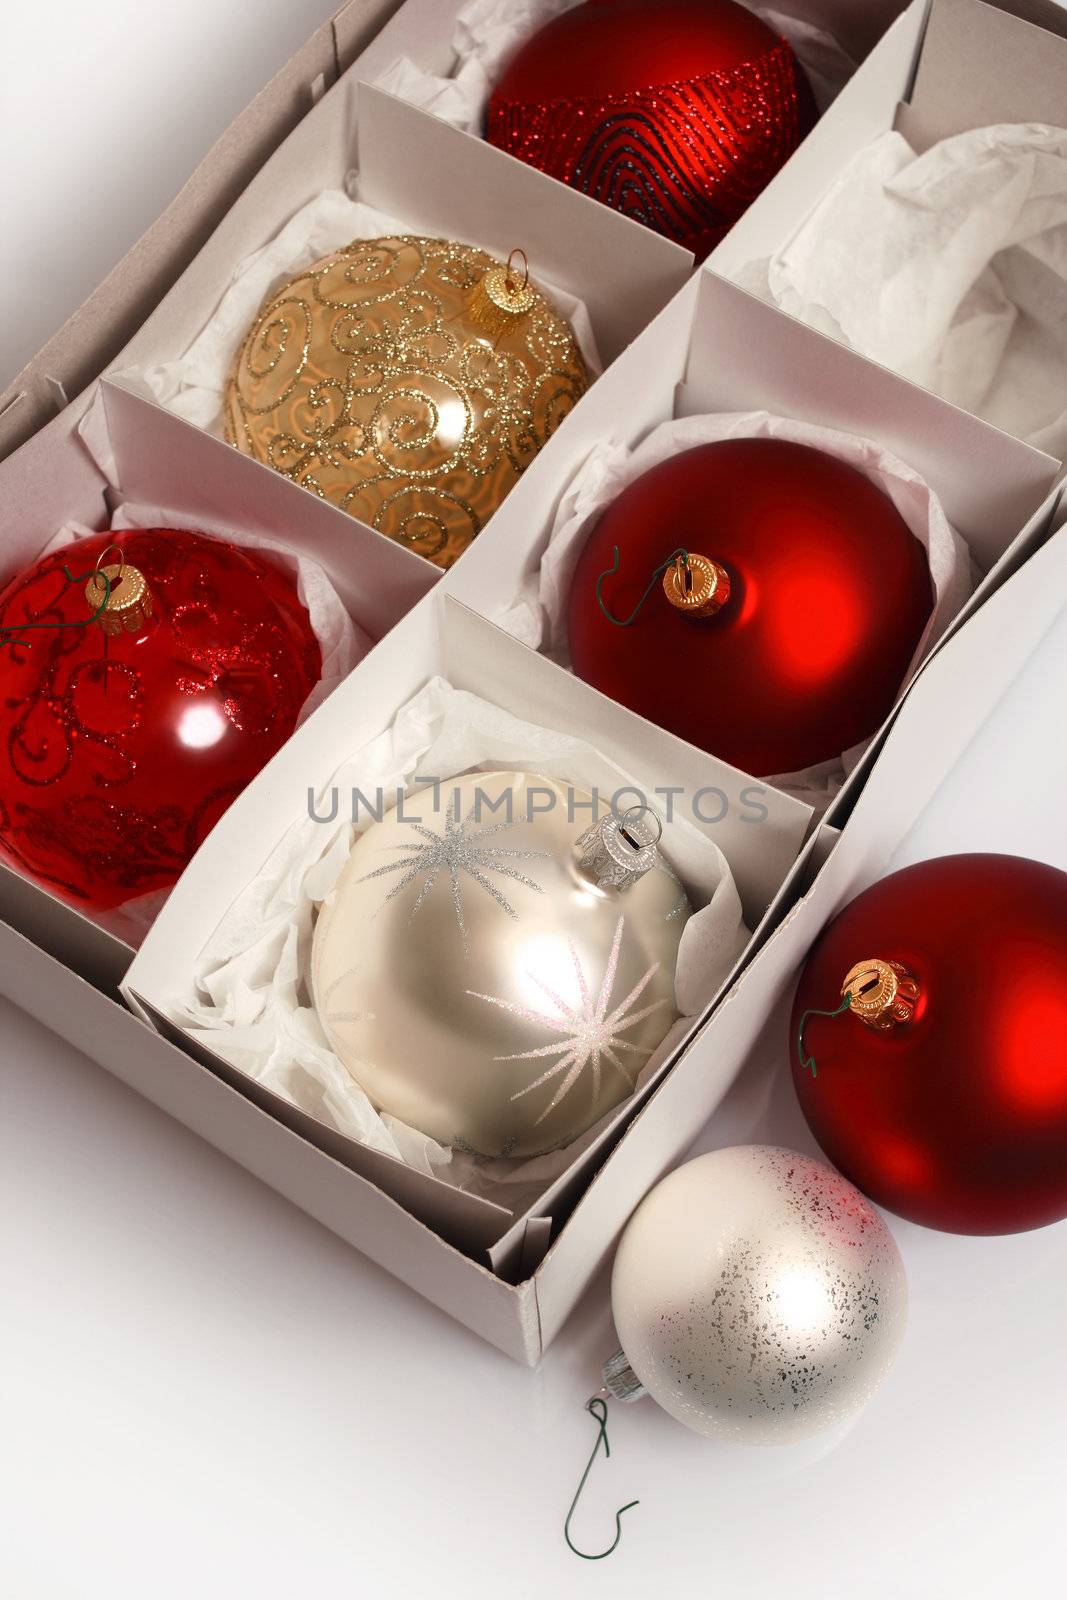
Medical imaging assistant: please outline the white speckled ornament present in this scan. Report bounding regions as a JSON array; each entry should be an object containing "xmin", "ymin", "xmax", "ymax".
[{"xmin": 606, "ymin": 1145, "xmax": 907, "ymax": 1443}]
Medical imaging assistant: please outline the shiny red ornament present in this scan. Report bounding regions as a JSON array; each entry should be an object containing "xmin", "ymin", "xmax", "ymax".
[
  {"xmin": 486, "ymin": 0, "xmax": 816, "ymax": 258},
  {"xmin": 0, "ymin": 528, "xmax": 321, "ymax": 913},
  {"xmin": 567, "ymin": 440, "xmax": 933, "ymax": 777},
  {"xmin": 790, "ymin": 854, "xmax": 1067, "ymax": 1236}
]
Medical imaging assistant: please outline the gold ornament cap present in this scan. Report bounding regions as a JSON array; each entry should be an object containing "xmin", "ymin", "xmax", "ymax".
[
  {"xmin": 842, "ymin": 958, "xmax": 920, "ymax": 1033},
  {"xmin": 467, "ymin": 248, "xmax": 536, "ymax": 342},
  {"xmin": 85, "ymin": 547, "xmax": 154, "ymax": 637},
  {"xmin": 662, "ymin": 552, "xmax": 731, "ymax": 619}
]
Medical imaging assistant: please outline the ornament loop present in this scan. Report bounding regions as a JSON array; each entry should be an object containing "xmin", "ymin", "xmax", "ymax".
[
  {"xmin": 563, "ymin": 1396, "xmax": 639, "ymax": 1562},
  {"xmin": 505, "ymin": 247, "xmax": 530, "ymax": 294},
  {"xmin": 93, "ymin": 543, "xmax": 126, "ymax": 583}
]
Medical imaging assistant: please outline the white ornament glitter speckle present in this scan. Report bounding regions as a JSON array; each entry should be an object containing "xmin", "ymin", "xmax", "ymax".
[{"xmin": 609, "ymin": 1145, "xmax": 907, "ymax": 1443}]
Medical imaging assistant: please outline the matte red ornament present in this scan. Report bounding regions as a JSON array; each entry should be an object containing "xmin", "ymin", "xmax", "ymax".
[
  {"xmin": 567, "ymin": 439, "xmax": 933, "ymax": 777},
  {"xmin": 790, "ymin": 854, "xmax": 1067, "ymax": 1236},
  {"xmin": 486, "ymin": 0, "xmax": 817, "ymax": 258},
  {"xmin": 0, "ymin": 528, "xmax": 321, "ymax": 912}
]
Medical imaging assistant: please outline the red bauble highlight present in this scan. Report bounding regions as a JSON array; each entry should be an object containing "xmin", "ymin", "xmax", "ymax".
[
  {"xmin": 566, "ymin": 440, "xmax": 933, "ymax": 777},
  {"xmin": 790, "ymin": 854, "xmax": 1067, "ymax": 1236},
  {"xmin": 0, "ymin": 528, "xmax": 321, "ymax": 912},
  {"xmin": 487, "ymin": 0, "xmax": 816, "ymax": 257}
]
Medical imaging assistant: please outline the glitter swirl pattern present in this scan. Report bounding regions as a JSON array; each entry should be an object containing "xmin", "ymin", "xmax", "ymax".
[
  {"xmin": 0, "ymin": 529, "xmax": 321, "ymax": 912},
  {"xmin": 224, "ymin": 236, "xmax": 590, "ymax": 570},
  {"xmin": 487, "ymin": 46, "xmax": 809, "ymax": 258}
]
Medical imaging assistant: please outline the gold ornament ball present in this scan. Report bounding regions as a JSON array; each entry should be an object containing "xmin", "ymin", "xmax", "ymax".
[
  {"xmin": 224, "ymin": 236, "xmax": 590, "ymax": 570},
  {"xmin": 311, "ymin": 772, "xmax": 690, "ymax": 1159}
]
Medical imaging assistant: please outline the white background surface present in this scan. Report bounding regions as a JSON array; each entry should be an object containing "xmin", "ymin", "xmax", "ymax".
[{"xmin": 2, "ymin": 2, "xmax": 1067, "ymax": 1596}]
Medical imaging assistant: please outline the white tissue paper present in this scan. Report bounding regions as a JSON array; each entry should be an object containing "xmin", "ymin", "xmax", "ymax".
[
  {"xmin": 87, "ymin": 188, "xmax": 602, "ymax": 450},
  {"xmin": 374, "ymin": 0, "xmax": 857, "ymax": 136},
  {"xmin": 738, "ymin": 124, "xmax": 1067, "ymax": 458},
  {"xmin": 42, "ymin": 504, "xmax": 370, "ymax": 946},
  {"xmin": 178, "ymin": 678, "xmax": 749, "ymax": 1208},
  {"xmin": 496, "ymin": 410, "xmax": 973, "ymax": 810}
]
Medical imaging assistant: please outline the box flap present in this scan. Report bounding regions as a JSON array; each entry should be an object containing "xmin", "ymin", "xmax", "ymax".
[{"xmin": 898, "ymin": 0, "xmax": 1067, "ymax": 151}]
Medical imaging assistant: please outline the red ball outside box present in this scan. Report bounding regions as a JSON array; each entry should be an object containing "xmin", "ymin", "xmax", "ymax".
[
  {"xmin": 486, "ymin": 0, "xmax": 817, "ymax": 257},
  {"xmin": 0, "ymin": 528, "xmax": 321, "ymax": 912},
  {"xmin": 566, "ymin": 439, "xmax": 933, "ymax": 777},
  {"xmin": 790, "ymin": 854, "xmax": 1067, "ymax": 1235}
]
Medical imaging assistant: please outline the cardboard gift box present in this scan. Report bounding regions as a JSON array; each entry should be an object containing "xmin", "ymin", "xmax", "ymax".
[{"xmin": 2, "ymin": 0, "xmax": 1066, "ymax": 1367}]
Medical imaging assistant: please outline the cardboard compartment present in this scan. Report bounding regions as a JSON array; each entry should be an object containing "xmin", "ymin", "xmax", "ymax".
[
  {"xmin": 0, "ymin": 0, "xmax": 405, "ymax": 463},
  {"xmin": 98, "ymin": 77, "xmax": 691, "ymax": 448},
  {"xmin": 714, "ymin": 0, "xmax": 1067, "ymax": 447},
  {"xmin": 0, "ymin": 377, "xmax": 436, "ymax": 985},
  {"xmin": 121, "ymin": 588, "xmax": 812, "ymax": 1267},
  {"xmin": 443, "ymin": 269, "xmax": 1061, "ymax": 798}
]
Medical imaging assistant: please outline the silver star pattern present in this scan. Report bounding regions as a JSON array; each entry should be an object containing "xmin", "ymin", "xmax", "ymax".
[
  {"xmin": 357, "ymin": 793, "xmax": 547, "ymax": 954},
  {"xmin": 468, "ymin": 915, "xmax": 670, "ymax": 1126}
]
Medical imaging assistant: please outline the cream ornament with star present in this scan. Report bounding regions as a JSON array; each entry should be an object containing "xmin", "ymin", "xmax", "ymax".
[{"xmin": 311, "ymin": 771, "xmax": 691, "ymax": 1159}]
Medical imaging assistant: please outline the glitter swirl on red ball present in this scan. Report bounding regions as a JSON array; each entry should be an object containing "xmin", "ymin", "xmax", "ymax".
[
  {"xmin": 486, "ymin": 0, "xmax": 816, "ymax": 258},
  {"xmin": 0, "ymin": 528, "xmax": 321, "ymax": 913}
]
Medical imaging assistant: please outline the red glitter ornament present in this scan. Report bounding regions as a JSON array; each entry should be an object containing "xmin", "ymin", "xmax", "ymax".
[
  {"xmin": 0, "ymin": 528, "xmax": 321, "ymax": 913},
  {"xmin": 486, "ymin": 0, "xmax": 816, "ymax": 257},
  {"xmin": 791, "ymin": 854, "xmax": 1067, "ymax": 1235},
  {"xmin": 566, "ymin": 440, "xmax": 933, "ymax": 777}
]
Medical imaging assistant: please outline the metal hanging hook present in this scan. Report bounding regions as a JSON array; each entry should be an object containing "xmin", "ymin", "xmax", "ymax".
[
  {"xmin": 563, "ymin": 1396, "xmax": 639, "ymax": 1561},
  {"xmin": 504, "ymin": 247, "xmax": 530, "ymax": 294},
  {"xmin": 595, "ymin": 545, "xmax": 690, "ymax": 627}
]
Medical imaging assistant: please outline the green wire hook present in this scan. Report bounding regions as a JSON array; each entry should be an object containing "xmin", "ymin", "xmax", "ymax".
[
  {"xmin": 596, "ymin": 546, "xmax": 690, "ymax": 628},
  {"xmin": 0, "ymin": 563, "xmax": 113, "ymax": 651},
  {"xmin": 797, "ymin": 991, "xmax": 853, "ymax": 1078},
  {"xmin": 564, "ymin": 1396, "xmax": 639, "ymax": 1561}
]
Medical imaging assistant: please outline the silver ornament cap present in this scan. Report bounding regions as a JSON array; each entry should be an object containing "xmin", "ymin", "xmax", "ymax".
[
  {"xmin": 575, "ymin": 805, "xmax": 662, "ymax": 894},
  {"xmin": 601, "ymin": 1349, "xmax": 647, "ymax": 1404}
]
